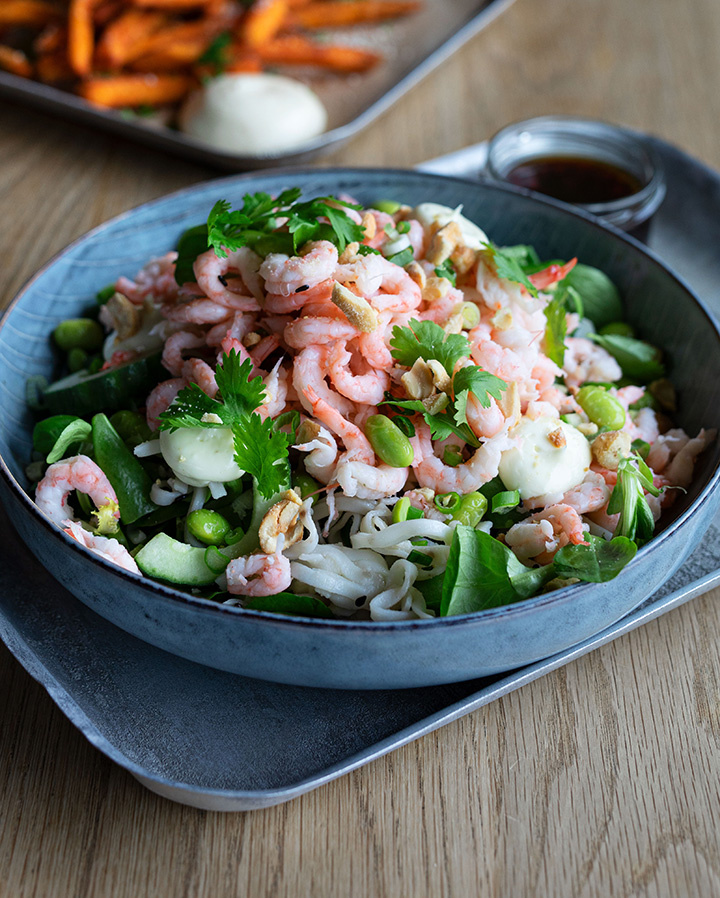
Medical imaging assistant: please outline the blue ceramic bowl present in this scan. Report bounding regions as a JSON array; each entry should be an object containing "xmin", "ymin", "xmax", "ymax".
[{"xmin": 1, "ymin": 168, "xmax": 719, "ymax": 689}]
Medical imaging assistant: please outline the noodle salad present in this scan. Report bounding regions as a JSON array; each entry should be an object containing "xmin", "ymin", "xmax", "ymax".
[{"xmin": 27, "ymin": 190, "xmax": 715, "ymax": 621}]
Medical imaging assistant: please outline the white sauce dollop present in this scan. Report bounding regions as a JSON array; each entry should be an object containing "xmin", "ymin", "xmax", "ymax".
[
  {"xmin": 159, "ymin": 427, "xmax": 243, "ymax": 488},
  {"xmin": 179, "ymin": 73, "xmax": 328, "ymax": 155},
  {"xmin": 412, "ymin": 203, "xmax": 489, "ymax": 250},
  {"xmin": 498, "ymin": 416, "xmax": 591, "ymax": 501}
]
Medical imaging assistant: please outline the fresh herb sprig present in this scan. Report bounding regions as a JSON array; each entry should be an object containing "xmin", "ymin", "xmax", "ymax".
[
  {"xmin": 385, "ymin": 320, "xmax": 506, "ymax": 446},
  {"xmin": 175, "ymin": 189, "xmax": 366, "ymax": 284},
  {"xmin": 158, "ymin": 351, "xmax": 291, "ymax": 498}
]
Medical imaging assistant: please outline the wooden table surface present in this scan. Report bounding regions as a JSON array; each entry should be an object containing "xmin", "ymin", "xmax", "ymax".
[{"xmin": 2, "ymin": 0, "xmax": 720, "ymax": 895}]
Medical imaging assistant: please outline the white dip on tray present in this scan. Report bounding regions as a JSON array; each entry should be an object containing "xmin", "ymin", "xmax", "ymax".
[{"xmin": 179, "ymin": 73, "xmax": 328, "ymax": 155}]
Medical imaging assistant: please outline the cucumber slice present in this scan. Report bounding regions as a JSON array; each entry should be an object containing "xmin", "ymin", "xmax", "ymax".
[
  {"xmin": 42, "ymin": 352, "xmax": 164, "ymax": 416},
  {"xmin": 136, "ymin": 533, "xmax": 224, "ymax": 586}
]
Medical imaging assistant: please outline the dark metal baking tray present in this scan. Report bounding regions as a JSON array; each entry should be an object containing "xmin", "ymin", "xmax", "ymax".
[
  {"xmin": 1, "ymin": 135, "xmax": 719, "ymax": 810},
  {"xmin": 0, "ymin": 0, "xmax": 513, "ymax": 170}
]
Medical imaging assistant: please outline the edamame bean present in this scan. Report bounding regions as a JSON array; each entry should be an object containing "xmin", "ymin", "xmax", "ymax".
[
  {"xmin": 461, "ymin": 302, "xmax": 480, "ymax": 329},
  {"xmin": 110, "ymin": 409, "xmax": 153, "ymax": 448},
  {"xmin": 187, "ymin": 509, "xmax": 232, "ymax": 546},
  {"xmin": 576, "ymin": 385, "xmax": 626, "ymax": 430},
  {"xmin": 364, "ymin": 415, "xmax": 414, "ymax": 467},
  {"xmin": 453, "ymin": 492, "xmax": 488, "ymax": 527},
  {"xmin": 373, "ymin": 199, "xmax": 402, "ymax": 215},
  {"xmin": 293, "ymin": 472, "xmax": 320, "ymax": 502},
  {"xmin": 53, "ymin": 318, "xmax": 104, "ymax": 352},
  {"xmin": 599, "ymin": 321, "xmax": 635, "ymax": 338}
]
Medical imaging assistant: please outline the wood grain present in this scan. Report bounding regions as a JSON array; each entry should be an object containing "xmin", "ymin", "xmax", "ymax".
[{"xmin": 1, "ymin": 0, "xmax": 720, "ymax": 895}]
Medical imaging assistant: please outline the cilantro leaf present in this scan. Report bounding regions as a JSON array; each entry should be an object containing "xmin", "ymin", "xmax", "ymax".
[
  {"xmin": 452, "ymin": 367, "xmax": 507, "ymax": 429},
  {"xmin": 232, "ymin": 415, "xmax": 292, "ymax": 499},
  {"xmin": 158, "ymin": 383, "xmax": 224, "ymax": 431},
  {"xmin": 543, "ymin": 294, "xmax": 567, "ymax": 367},
  {"xmin": 382, "ymin": 395, "xmax": 479, "ymax": 448},
  {"xmin": 198, "ymin": 31, "xmax": 232, "ymax": 75},
  {"xmin": 389, "ymin": 319, "xmax": 470, "ymax": 376},
  {"xmin": 483, "ymin": 242, "xmax": 538, "ymax": 297},
  {"xmin": 215, "ymin": 352, "xmax": 266, "ymax": 420}
]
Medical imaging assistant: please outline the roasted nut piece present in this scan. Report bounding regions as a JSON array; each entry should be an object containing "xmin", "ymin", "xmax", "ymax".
[
  {"xmin": 491, "ymin": 308, "xmax": 513, "ymax": 331},
  {"xmin": 547, "ymin": 427, "xmax": 567, "ymax": 449},
  {"xmin": 331, "ymin": 281, "xmax": 378, "ymax": 333},
  {"xmin": 401, "ymin": 358, "xmax": 452, "ymax": 399},
  {"xmin": 426, "ymin": 221, "xmax": 463, "ymax": 265},
  {"xmin": 591, "ymin": 430, "xmax": 632, "ymax": 470},
  {"xmin": 360, "ymin": 211, "xmax": 377, "ymax": 241},
  {"xmin": 243, "ymin": 331, "xmax": 262, "ymax": 348},
  {"xmin": 401, "ymin": 358, "xmax": 435, "ymax": 399},
  {"xmin": 497, "ymin": 382, "xmax": 520, "ymax": 426},
  {"xmin": 258, "ymin": 490, "xmax": 304, "ymax": 554},
  {"xmin": 421, "ymin": 275, "xmax": 451, "ymax": 304},
  {"xmin": 338, "ymin": 241, "xmax": 360, "ymax": 264},
  {"xmin": 426, "ymin": 359, "xmax": 452, "ymax": 394},
  {"xmin": 451, "ymin": 244, "xmax": 478, "ymax": 275},
  {"xmin": 405, "ymin": 260, "xmax": 427, "ymax": 290},
  {"xmin": 104, "ymin": 292, "xmax": 143, "ymax": 341}
]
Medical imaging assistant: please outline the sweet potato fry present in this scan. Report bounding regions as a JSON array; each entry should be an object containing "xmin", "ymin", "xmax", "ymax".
[
  {"xmin": 240, "ymin": 0, "xmax": 288, "ymax": 48},
  {"xmin": 33, "ymin": 23, "xmax": 67, "ymax": 55},
  {"xmin": 0, "ymin": 1, "xmax": 62, "ymax": 28},
  {"xmin": 129, "ymin": 0, "xmax": 218, "ymax": 8},
  {"xmin": 68, "ymin": 0, "xmax": 97, "ymax": 77},
  {"xmin": 95, "ymin": 10, "xmax": 167, "ymax": 68},
  {"xmin": 290, "ymin": 0, "xmax": 421, "ymax": 28},
  {"xmin": 128, "ymin": 19, "xmax": 224, "ymax": 70},
  {"xmin": 36, "ymin": 49, "xmax": 74, "ymax": 83},
  {"xmin": 78, "ymin": 73, "xmax": 195, "ymax": 107},
  {"xmin": 257, "ymin": 33, "xmax": 380, "ymax": 72},
  {"xmin": 94, "ymin": 1, "xmax": 129, "ymax": 26},
  {"xmin": 0, "ymin": 45, "xmax": 33, "ymax": 78}
]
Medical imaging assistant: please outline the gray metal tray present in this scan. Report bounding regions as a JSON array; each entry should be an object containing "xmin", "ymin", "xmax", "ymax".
[
  {"xmin": 0, "ymin": 0, "xmax": 512, "ymax": 171},
  {"xmin": 1, "ymin": 135, "xmax": 719, "ymax": 811}
]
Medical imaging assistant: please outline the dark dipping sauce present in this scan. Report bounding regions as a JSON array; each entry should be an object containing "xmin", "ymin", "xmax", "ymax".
[{"xmin": 506, "ymin": 156, "xmax": 644, "ymax": 205}]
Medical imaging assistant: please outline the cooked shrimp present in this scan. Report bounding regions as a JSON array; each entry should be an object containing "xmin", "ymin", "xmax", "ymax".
[
  {"xmin": 116, "ymin": 252, "xmax": 179, "ymax": 305},
  {"xmin": 249, "ymin": 334, "xmax": 280, "ymax": 367},
  {"xmin": 563, "ymin": 337, "xmax": 622, "ymax": 388},
  {"xmin": 226, "ymin": 551, "xmax": 292, "ymax": 597},
  {"xmin": 162, "ymin": 330, "xmax": 205, "ymax": 376},
  {"xmin": 527, "ymin": 258, "xmax": 577, "ymax": 291},
  {"xmin": 163, "ymin": 297, "xmax": 238, "ymax": 325},
  {"xmin": 505, "ymin": 504, "xmax": 588, "ymax": 564},
  {"xmin": 303, "ymin": 385, "xmax": 374, "ymax": 465},
  {"xmin": 284, "ymin": 316, "xmax": 358, "ymax": 350},
  {"xmin": 665, "ymin": 428, "xmax": 716, "ymax": 488},
  {"xmin": 36, "ymin": 455, "xmax": 119, "ymax": 527},
  {"xmin": 293, "ymin": 345, "xmax": 355, "ymax": 417},
  {"xmin": 336, "ymin": 254, "xmax": 421, "ymax": 313},
  {"xmin": 182, "ymin": 358, "xmax": 218, "ymax": 398},
  {"xmin": 146, "ymin": 377, "xmax": 185, "ymax": 429},
  {"xmin": 264, "ymin": 278, "xmax": 334, "ymax": 314},
  {"xmin": 465, "ymin": 394, "xmax": 507, "ymax": 440},
  {"xmin": 206, "ymin": 312, "xmax": 252, "ymax": 348},
  {"xmin": 64, "ymin": 520, "xmax": 139, "ymax": 574},
  {"xmin": 193, "ymin": 248, "xmax": 262, "ymax": 311},
  {"xmin": 260, "ymin": 241, "xmax": 338, "ymax": 296},
  {"xmin": 327, "ymin": 341, "xmax": 389, "ymax": 405},
  {"xmin": 527, "ymin": 470, "xmax": 611, "ymax": 514},
  {"xmin": 411, "ymin": 420, "xmax": 509, "ymax": 494}
]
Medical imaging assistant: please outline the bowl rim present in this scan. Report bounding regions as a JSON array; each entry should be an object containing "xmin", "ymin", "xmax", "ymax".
[{"xmin": 2, "ymin": 164, "xmax": 719, "ymax": 633}]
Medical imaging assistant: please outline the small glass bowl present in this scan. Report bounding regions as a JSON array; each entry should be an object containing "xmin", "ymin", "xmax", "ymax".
[{"xmin": 485, "ymin": 115, "xmax": 666, "ymax": 241}]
